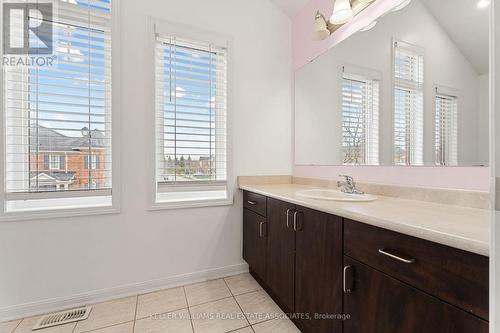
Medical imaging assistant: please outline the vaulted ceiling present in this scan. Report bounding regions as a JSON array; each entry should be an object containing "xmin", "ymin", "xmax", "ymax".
[
  {"xmin": 270, "ymin": 0, "xmax": 309, "ymax": 18},
  {"xmin": 421, "ymin": 0, "xmax": 489, "ymax": 75}
]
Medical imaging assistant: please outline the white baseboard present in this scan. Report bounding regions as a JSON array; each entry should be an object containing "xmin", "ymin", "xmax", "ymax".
[{"xmin": 0, "ymin": 262, "xmax": 249, "ymax": 322}]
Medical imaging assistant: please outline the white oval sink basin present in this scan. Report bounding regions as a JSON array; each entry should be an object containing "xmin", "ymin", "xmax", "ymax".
[{"xmin": 296, "ymin": 189, "xmax": 377, "ymax": 202}]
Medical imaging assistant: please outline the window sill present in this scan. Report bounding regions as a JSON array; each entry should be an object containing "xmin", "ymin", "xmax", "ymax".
[
  {"xmin": 0, "ymin": 206, "xmax": 120, "ymax": 223},
  {"xmin": 150, "ymin": 197, "xmax": 234, "ymax": 211}
]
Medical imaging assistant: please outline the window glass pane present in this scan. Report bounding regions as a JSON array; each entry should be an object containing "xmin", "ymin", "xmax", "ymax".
[
  {"xmin": 341, "ymin": 73, "xmax": 379, "ymax": 165},
  {"xmin": 155, "ymin": 33, "xmax": 228, "ymax": 202},
  {"xmin": 393, "ymin": 41, "xmax": 424, "ymax": 165},
  {"xmin": 3, "ymin": 0, "xmax": 112, "ymax": 210},
  {"xmin": 435, "ymin": 93, "xmax": 458, "ymax": 166}
]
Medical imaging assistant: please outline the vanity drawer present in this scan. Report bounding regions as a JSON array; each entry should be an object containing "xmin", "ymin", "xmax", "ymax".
[
  {"xmin": 344, "ymin": 219, "xmax": 489, "ymax": 320},
  {"xmin": 243, "ymin": 191, "xmax": 267, "ymax": 217}
]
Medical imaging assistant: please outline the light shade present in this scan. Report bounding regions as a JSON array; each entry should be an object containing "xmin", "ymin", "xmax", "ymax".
[
  {"xmin": 313, "ymin": 12, "xmax": 331, "ymax": 40},
  {"xmin": 330, "ymin": 0, "xmax": 353, "ymax": 25}
]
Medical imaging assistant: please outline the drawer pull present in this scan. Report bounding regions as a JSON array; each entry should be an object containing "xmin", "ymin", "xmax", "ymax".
[
  {"xmin": 343, "ymin": 265, "xmax": 353, "ymax": 293},
  {"xmin": 247, "ymin": 200, "xmax": 257, "ymax": 205},
  {"xmin": 286, "ymin": 209, "xmax": 292, "ymax": 228},
  {"xmin": 259, "ymin": 222, "xmax": 266, "ymax": 237},
  {"xmin": 293, "ymin": 211, "xmax": 300, "ymax": 231},
  {"xmin": 378, "ymin": 249, "xmax": 415, "ymax": 264}
]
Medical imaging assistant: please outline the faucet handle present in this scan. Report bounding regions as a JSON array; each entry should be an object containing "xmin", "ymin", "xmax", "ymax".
[{"xmin": 339, "ymin": 175, "xmax": 354, "ymax": 184}]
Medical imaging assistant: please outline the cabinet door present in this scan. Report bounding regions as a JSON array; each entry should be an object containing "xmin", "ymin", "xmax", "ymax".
[
  {"xmin": 266, "ymin": 198, "xmax": 296, "ymax": 312},
  {"xmin": 295, "ymin": 206, "xmax": 343, "ymax": 333},
  {"xmin": 343, "ymin": 256, "xmax": 488, "ymax": 333},
  {"xmin": 243, "ymin": 208, "xmax": 267, "ymax": 282}
]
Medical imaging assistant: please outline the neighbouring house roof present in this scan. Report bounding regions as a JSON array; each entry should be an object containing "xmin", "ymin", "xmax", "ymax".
[
  {"xmin": 30, "ymin": 171, "xmax": 76, "ymax": 183},
  {"xmin": 29, "ymin": 125, "xmax": 106, "ymax": 152}
]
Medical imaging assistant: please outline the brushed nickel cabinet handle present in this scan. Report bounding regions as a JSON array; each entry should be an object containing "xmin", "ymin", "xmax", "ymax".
[
  {"xmin": 343, "ymin": 265, "xmax": 353, "ymax": 293},
  {"xmin": 286, "ymin": 209, "xmax": 292, "ymax": 228},
  {"xmin": 247, "ymin": 200, "xmax": 257, "ymax": 205},
  {"xmin": 293, "ymin": 211, "xmax": 299, "ymax": 231},
  {"xmin": 378, "ymin": 249, "xmax": 415, "ymax": 264},
  {"xmin": 259, "ymin": 222, "xmax": 265, "ymax": 237}
]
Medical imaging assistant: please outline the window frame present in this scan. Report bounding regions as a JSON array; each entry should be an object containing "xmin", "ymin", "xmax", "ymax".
[
  {"xmin": 434, "ymin": 85, "xmax": 459, "ymax": 166},
  {"xmin": 84, "ymin": 154, "xmax": 99, "ymax": 170},
  {"xmin": 339, "ymin": 64, "xmax": 381, "ymax": 166},
  {"xmin": 391, "ymin": 39, "xmax": 425, "ymax": 166},
  {"xmin": 49, "ymin": 154, "xmax": 61, "ymax": 170},
  {"xmin": 149, "ymin": 18, "xmax": 233, "ymax": 211},
  {"xmin": 0, "ymin": 0, "xmax": 122, "ymax": 222}
]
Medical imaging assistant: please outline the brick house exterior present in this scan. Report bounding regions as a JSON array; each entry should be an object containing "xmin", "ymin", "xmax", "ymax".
[{"xmin": 29, "ymin": 126, "xmax": 107, "ymax": 191}]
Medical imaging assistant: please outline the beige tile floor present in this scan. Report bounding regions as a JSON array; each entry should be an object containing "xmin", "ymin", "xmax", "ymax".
[{"xmin": 0, "ymin": 273, "xmax": 301, "ymax": 333}]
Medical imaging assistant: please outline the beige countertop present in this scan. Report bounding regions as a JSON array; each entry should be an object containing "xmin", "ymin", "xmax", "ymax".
[{"xmin": 240, "ymin": 183, "xmax": 490, "ymax": 257}]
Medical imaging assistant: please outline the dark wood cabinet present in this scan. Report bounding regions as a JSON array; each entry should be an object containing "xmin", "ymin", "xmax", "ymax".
[
  {"xmin": 241, "ymin": 190, "xmax": 489, "ymax": 333},
  {"xmin": 343, "ymin": 256, "xmax": 488, "ymax": 333},
  {"xmin": 243, "ymin": 191, "xmax": 267, "ymax": 216},
  {"xmin": 266, "ymin": 197, "xmax": 296, "ymax": 313},
  {"xmin": 344, "ymin": 219, "xmax": 489, "ymax": 320},
  {"xmin": 295, "ymin": 206, "xmax": 343, "ymax": 333},
  {"xmin": 243, "ymin": 208, "xmax": 267, "ymax": 282}
]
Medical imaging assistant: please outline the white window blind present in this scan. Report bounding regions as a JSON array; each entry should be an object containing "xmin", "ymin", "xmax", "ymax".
[
  {"xmin": 435, "ymin": 88, "xmax": 458, "ymax": 166},
  {"xmin": 393, "ymin": 40, "xmax": 424, "ymax": 166},
  {"xmin": 154, "ymin": 29, "xmax": 228, "ymax": 204},
  {"xmin": 3, "ymin": 0, "xmax": 112, "ymax": 210},
  {"xmin": 341, "ymin": 70, "xmax": 379, "ymax": 165}
]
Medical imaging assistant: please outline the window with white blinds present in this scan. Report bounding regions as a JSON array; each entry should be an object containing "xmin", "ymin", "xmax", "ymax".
[
  {"xmin": 435, "ymin": 88, "xmax": 458, "ymax": 166},
  {"xmin": 3, "ymin": 0, "xmax": 112, "ymax": 211},
  {"xmin": 341, "ymin": 71, "xmax": 379, "ymax": 165},
  {"xmin": 393, "ymin": 40, "xmax": 424, "ymax": 166},
  {"xmin": 154, "ymin": 27, "xmax": 228, "ymax": 204}
]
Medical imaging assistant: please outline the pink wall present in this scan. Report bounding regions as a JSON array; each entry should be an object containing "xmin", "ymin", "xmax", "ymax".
[
  {"xmin": 292, "ymin": 0, "xmax": 405, "ymax": 70},
  {"xmin": 291, "ymin": 0, "xmax": 490, "ymax": 191},
  {"xmin": 294, "ymin": 165, "xmax": 490, "ymax": 191}
]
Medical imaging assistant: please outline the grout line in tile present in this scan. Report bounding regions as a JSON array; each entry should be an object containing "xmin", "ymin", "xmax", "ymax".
[
  {"xmin": 77, "ymin": 320, "xmax": 135, "ymax": 333},
  {"xmin": 226, "ymin": 324, "xmax": 253, "ymax": 333},
  {"xmin": 132, "ymin": 294, "xmax": 139, "ymax": 333},
  {"xmin": 187, "ymin": 295, "xmax": 235, "ymax": 309},
  {"xmin": 222, "ymin": 279, "xmax": 251, "ymax": 329},
  {"xmin": 250, "ymin": 317, "xmax": 275, "ymax": 328},
  {"xmin": 230, "ymin": 288, "xmax": 263, "ymax": 298},
  {"xmin": 182, "ymin": 286, "xmax": 195, "ymax": 333},
  {"xmin": 134, "ymin": 305, "xmax": 189, "ymax": 321},
  {"xmin": 11, "ymin": 319, "xmax": 23, "ymax": 333}
]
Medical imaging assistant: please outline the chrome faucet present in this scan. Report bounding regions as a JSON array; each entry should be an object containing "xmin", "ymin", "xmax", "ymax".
[{"xmin": 337, "ymin": 175, "xmax": 364, "ymax": 194}]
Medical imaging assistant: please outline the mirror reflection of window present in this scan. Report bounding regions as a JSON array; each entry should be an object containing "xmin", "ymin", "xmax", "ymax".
[
  {"xmin": 435, "ymin": 88, "xmax": 458, "ymax": 166},
  {"xmin": 393, "ymin": 40, "xmax": 424, "ymax": 166},
  {"xmin": 341, "ymin": 68, "xmax": 380, "ymax": 165}
]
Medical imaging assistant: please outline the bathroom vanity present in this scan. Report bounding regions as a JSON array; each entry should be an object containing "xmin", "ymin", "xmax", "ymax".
[
  {"xmin": 243, "ymin": 0, "xmax": 492, "ymax": 331},
  {"xmin": 241, "ymin": 184, "xmax": 489, "ymax": 333}
]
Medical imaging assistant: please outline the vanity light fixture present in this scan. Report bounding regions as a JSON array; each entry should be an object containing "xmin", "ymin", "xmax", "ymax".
[
  {"xmin": 330, "ymin": 0, "xmax": 353, "ymax": 25},
  {"xmin": 314, "ymin": 0, "xmax": 377, "ymax": 40},
  {"xmin": 313, "ymin": 11, "xmax": 331, "ymax": 40},
  {"xmin": 477, "ymin": 0, "xmax": 490, "ymax": 9}
]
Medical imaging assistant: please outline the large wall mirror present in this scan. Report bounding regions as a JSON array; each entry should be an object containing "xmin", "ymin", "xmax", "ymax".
[{"xmin": 295, "ymin": 0, "xmax": 489, "ymax": 166}]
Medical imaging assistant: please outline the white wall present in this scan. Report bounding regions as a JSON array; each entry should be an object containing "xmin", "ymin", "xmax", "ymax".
[
  {"xmin": 295, "ymin": 0, "xmax": 488, "ymax": 166},
  {"xmin": 0, "ymin": 0, "xmax": 292, "ymax": 317},
  {"xmin": 479, "ymin": 74, "xmax": 490, "ymax": 164}
]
